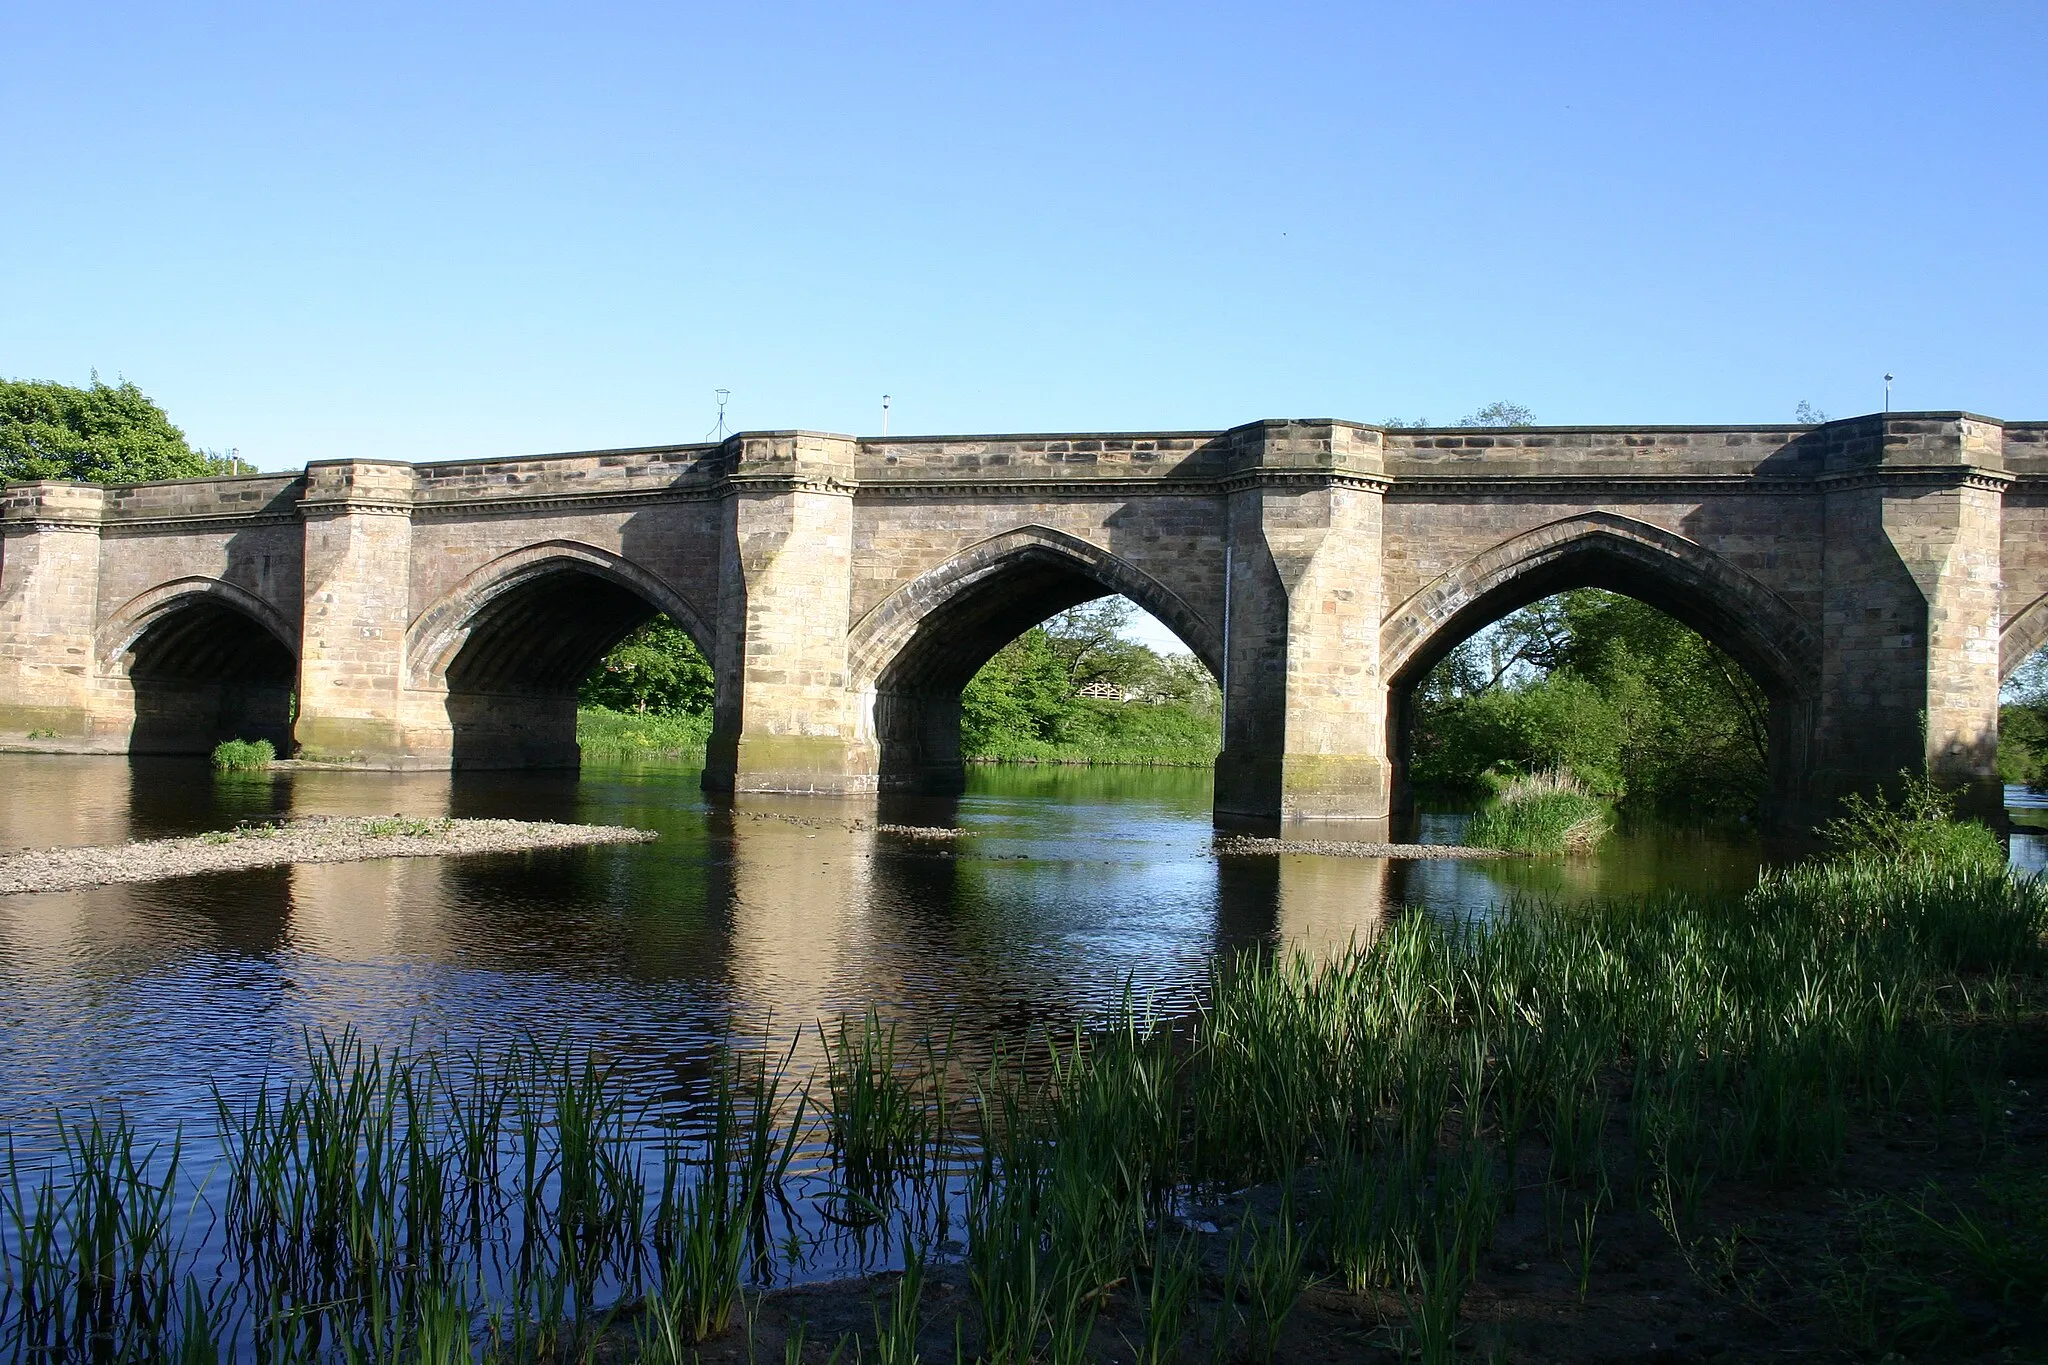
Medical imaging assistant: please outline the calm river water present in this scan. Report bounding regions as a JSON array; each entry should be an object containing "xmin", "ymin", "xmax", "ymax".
[{"xmin": 0, "ymin": 753, "xmax": 2040, "ymax": 1163}]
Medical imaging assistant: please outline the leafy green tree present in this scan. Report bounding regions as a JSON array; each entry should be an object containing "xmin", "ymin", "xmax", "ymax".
[
  {"xmin": 578, "ymin": 619, "xmax": 713, "ymax": 714},
  {"xmin": 959, "ymin": 598, "xmax": 1222, "ymax": 761},
  {"xmin": 1458, "ymin": 401, "xmax": 1537, "ymax": 428},
  {"xmin": 2006, "ymin": 648, "xmax": 2048, "ymax": 707},
  {"xmin": 2000, "ymin": 702, "xmax": 2048, "ymax": 787},
  {"xmin": 1411, "ymin": 589, "xmax": 1772, "ymax": 819},
  {"xmin": 1548, "ymin": 592, "xmax": 1770, "ymax": 786},
  {"xmin": 1144, "ymin": 652, "xmax": 1221, "ymax": 711},
  {"xmin": 1412, "ymin": 670, "xmax": 1627, "ymax": 796},
  {"xmin": 1, "ymin": 375, "xmax": 232, "ymax": 483},
  {"xmin": 961, "ymin": 627, "xmax": 1074, "ymax": 750},
  {"xmin": 1036, "ymin": 599, "xmax": 1157, "ymax": 691}
]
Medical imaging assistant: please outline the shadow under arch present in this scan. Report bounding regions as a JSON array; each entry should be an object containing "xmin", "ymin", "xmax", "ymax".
[
  {"xmin": 2001, "ymin": 591, "xmax": 2048, "ymax": 685},
  {"xmin": 847, "ymin": 526, "xmax": 1222, "ymax": 793},
  {"xmin": 405, "ymin": 541, "xmax": 714, "ymax": 769},
  {"xmin": 99, "ymin": 577, "xmax": 299, "ymax": 754},
  {"xmin": 1381, "ymin": 513, "xmax": 1823, "ymax": 818}
]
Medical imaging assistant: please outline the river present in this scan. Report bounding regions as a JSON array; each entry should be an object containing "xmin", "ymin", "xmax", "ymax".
[{"xmin": 0, "ymin": 754, "xmax": 2040, "ymax": 1285}]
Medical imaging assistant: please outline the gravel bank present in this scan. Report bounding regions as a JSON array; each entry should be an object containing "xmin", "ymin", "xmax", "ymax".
[
  {"xmin": 0, "ymin": 816, "xmax": 659, "ymax": 897},
  {"xmin": 1213, "ymin": 835, "xmax": 1507, "ymax": 860}
]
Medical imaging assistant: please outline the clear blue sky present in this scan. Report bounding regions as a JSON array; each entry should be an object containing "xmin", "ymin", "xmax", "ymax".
[{"xmin": 4, "ymin": 1, "xmax": 2044, "ymax": 473}]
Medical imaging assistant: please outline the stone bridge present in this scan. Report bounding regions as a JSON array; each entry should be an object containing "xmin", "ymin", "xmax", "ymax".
[{"xmin": 3, "ymin": 413, "xmax": 2044, "ymax": 826}]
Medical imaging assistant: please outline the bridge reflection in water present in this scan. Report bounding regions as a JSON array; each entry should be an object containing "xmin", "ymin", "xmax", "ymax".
[
  {"xmin": 12, "ymin": 757, "xmax": 2036, "ymax": 1157},
  {"xmin": 0, "ymin": 759, "xmax": 1388, "ymax": 1101}
]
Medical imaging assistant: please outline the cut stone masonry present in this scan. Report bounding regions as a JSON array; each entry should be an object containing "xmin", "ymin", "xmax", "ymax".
[{"xmin": 3, "ymin": 412, "xmax": 2041, "ymax": 827}]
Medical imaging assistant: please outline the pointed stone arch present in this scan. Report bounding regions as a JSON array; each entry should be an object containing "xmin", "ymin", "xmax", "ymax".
[
  {"xmin": 847, "ymin": 524, "xmax": 1222, "ymax": 692},
  {"xmin": 95, "ymin": 576, "xmax": 300, "ymax": 754},
  {"xmin": 2001, "ymin": 590, "xmax": 2048, "ymax": 684},
  {"xmin": 845, "ymin": 524, "xmax": 1222, "ymax": 792},
  {"xmin": 405, "ymin": 540, "xmax": 713, "ymax": 692},
  {"xmin": 97, "ymin": 576, "xmax": 299, "ymax": 672},
  {"xmin": 1379, "ymin": 512, "xmax": 1824, "ymax": 820},
  {"xmin": 402, "ymin": 540, "xmax": 714, "ymax": 768},
  {"xmin": 1381, "ymin": 512, "xmax": 1821, "ymax": 700}
]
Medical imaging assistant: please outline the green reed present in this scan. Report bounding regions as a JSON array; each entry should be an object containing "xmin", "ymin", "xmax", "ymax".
[
  {"xmin": 1124, "ymin": 1227, "xmax": 1199, "ymax": 1365},
  {"xmin": 868, "ymin": 1234, "xmax": 925, "ymax": 1365},
  {"xmin": 3, "ymin": 851, "xmax": 2042, "ymax": 1361},
  {"xmin": 820, "ymin": 1010, "xmax": 939, "ymax": 1221},
  {"xmin": 1238, "ymin": 1192, "xmax": 1311, "ymax": 1365},
  {"xmin": 0, "ymin": 1113, "xmax": 199, "ymax": 1362}
]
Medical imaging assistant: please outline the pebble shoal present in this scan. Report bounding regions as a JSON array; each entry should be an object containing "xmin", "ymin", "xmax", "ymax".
[
  {"xmin": 0, "ymin": 816, "xmax": 658, "ymax": 896},
  {"xmin": 1212, "ymin": 836, "xmax": 1507, "ymax": 859}
]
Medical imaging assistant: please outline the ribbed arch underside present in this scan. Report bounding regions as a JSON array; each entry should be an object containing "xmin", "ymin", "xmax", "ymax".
[
  {"xmin": 1384, "ymin": 546, "xmax": 1809, "ymax": 814},
  {"xmin": 1390, "ymin": 550, "xmax": 1803, "ymax": 704},
  {"xmin": 446, "ymin": 571, "xmax": 660, "ymax": 695},
  {"xmin": 874, "ymin": 548, "xmax": 1194, "ymax": 793},
  {"xmin": 877, "ymin": 549, "xmax": 1116, "ymax": 697},
  {"xmin": 125, "ymin": 600, "xmax": 297, "ymax": 754},
  {"xmin": 442, "ymin": 569, "xmax": 665, "ymax": 768}
]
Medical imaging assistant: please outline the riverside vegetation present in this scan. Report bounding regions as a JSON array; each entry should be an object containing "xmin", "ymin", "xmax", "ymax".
[
  {"xmin": 575, "ymin": 601, "xmax": 1221, "ymax": 769},
  {"xmin": 1409, "ymin": 590, "xmax": 1778, "ymax": 825},
  {"xmin": 210, "ymin": 739, "xmax": 276, "ymax": 772},
  {"xmin": 4, "ymin": 800, "xmax": 2043, "ymax": 1362},
  {"xmin": 1461, "ymin": 770, "xmax": 1610, "ymax": 855}
]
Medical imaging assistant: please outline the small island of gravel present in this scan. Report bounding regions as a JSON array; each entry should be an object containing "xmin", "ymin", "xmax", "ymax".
[{"xmin": 0, "ymin": 816, "xmax": 658, "ymax": 897}]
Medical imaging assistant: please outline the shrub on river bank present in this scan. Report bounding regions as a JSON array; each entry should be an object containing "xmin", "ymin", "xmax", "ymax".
[
  {"xmin": 1464, "ymin": 768, "xmax": 1610, "ymax": 853},
  {"xmin": 1817, "ymin": 772, "xmax": 2007, "ymax": 872},
  {"xmin": 6, "ymin": 854, "xmax": 2044, "ymax": 1360},
  {"xmin": 963, "ymin": 695, "xmax": 1220, "ymax": 767}
]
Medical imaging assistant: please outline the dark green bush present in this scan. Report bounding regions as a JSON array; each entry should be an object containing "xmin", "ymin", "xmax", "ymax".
[
  {"xmin": 1464, "ymin": 769, "xmax": 1610, "ymax": 853},
  {"xmin": 210, "ymin": 738, "xmax": 275, "ymax": 771},
  {"xmin": 1817, "ymin": 773, "xmax": 2005, "ymax": 872}
]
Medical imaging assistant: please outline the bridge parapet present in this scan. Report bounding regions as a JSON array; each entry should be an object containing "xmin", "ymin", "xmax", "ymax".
[
  {"xmin": 411, "ymin": 442, "xmax": 725, "ymax": 506},
  {"xmin": 99, "ymin": 473, "xmax": 304, "ymax": 526}
]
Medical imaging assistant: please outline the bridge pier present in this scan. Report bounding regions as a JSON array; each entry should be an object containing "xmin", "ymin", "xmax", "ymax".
[
  {"xmin": 1807, "ymin": 416, "xmax": 2009, "ymax": 821},
  {"xmin": 701, "ymin": 434, "xmax": 879, "ymax": 795},
  {"xmin": 0, "ymin": 483, "xmax": 110, "ymax": 745},
  {"xmin": 1213, "ymin": 422, "xmax": 1394, "ymax": 823},
  {"xmin": 293, "ymin": 460, "xmax": 422, "ymax": 764}
]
